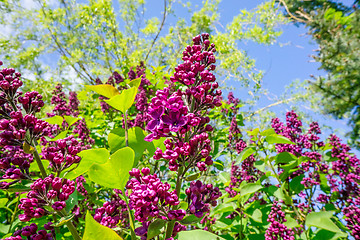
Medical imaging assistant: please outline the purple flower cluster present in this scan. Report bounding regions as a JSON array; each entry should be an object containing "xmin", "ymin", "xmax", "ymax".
[
  {"xmin": 271, "ymin": 111, "xmax": 328, "ymax": 186},
  {"xmin": 145, "ymin": 33, "xmax": 221, "ymax": 172},
  {"xmin": 185, "ymin": 180, "xmax": 222, "ymax": 218},
  {"xmin": 18, "ymin": 91, "xmax": 44, "ymax": 114},
  {"xmin": 93, "ymin": 189, "xmax": 128, "ymax": 229},
  {"xmin": 224, "ymin": 93, "xmax": 262, "ymax": 197},
  {"xmin": 47, "ymin": 84, "xmax": 94, "ymax": 148},
  {"xmin": 4, "ymin": 223, "xmax": 54, "ymax": 240},
  {"xmin": 271, "ymin": 111, "xmax": 324, "ymax": 157},
  {"xmin": 344, "ymin": 199, "xmax": 360, "ymax": 238},
  {"xmin": 127, "ymin": 62, "xmax": 153, "ymax": 129},
  {"xmin": 153, "ymin": 132, "xmax": 213, "ymax": 172},
  {"xmin": 265, "ymin": 201, "xmax": 295, "ymax": 240},
  {"xmin": 41, "ymin": 135, "xmax": 82, "ymax": 174},
  {"xmin": 127, "ymin": 168, "xmax": 182, "ymax": 221},
  {"xmin": 0, "ymin": 61, "xmax": 53, "ymax": 188},
  {"xmin": 0, "ymin": 62, "xmax": 22, "ymax": 110},
  {"xmin": 127, "ymin": 168, "xmax": 185, "ymax": 239},
  {"xmin": 76, "ymin": 175, "xmax": 87, "ymax": 196},
  {"xmin": 19, "ymin": 175, "xmax": 75, "ymax": 221},
  {"xmin": 48, "ymin": 84, "xmax": 78, "ymax": 117},
  {"xmin": 0, "ymin": 146, "xmax": 33, "ymax": 180},
  {"xmin": 0, "ymin": 111, "xmax": 50, "ymax": 147}
]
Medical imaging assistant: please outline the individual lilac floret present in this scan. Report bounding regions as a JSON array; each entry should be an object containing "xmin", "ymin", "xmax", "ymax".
[
  {"xmin": 4, "ymin": 222, "xmax": 55, "ymax": 240},
  {"xmin": 18, "ymin": 175, "xmax": 75, "ymax": 222},
  {"xmin": 185, "ymin": 180, "xmax": 222, "ymax": 218},
  {"xmin": 265, "ymin": 201, "xmax": 295, "ymax": 240}
]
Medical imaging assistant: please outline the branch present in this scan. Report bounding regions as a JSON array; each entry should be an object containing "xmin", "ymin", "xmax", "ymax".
[
  {"xmin": 246, "ymin": 97, "xmax": 298, "ymax": 119},
  {"xmin": 144, "ymin": 0, "xmax": 167, "ymax": 62},
  {"xmin": 279, "ymin": 0, "xmax": 309, "ymax": 23}
]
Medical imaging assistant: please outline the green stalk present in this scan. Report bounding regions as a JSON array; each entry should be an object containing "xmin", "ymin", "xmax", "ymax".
[
  {"xmin": 58, "ymin": 210, "xmax": 81, "ymax": 240},
  {"xmin": 122, "ymin": 110, "xmax": 136, "ymax": 239},
  {"xmin": 123, "ymin": 191, "xmax": 137, "ymax": 240},
  {"xmin": 165, "ymin": 166, "xmax": 184, "ymax": 239},
  {"xmin": 124, "ymin": 110, "xmax": 129, "ymax": 147},
  {"xmin": 31, "ymin": 140, "xmax": 47, "ymax": 179},
  {"xmin": 8, "ymin": 194, "xmax": 20, "ymax": 234}
]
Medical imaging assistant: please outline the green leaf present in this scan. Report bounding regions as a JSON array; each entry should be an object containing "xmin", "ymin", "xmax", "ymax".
[
  {"xmin": 178, "ymin": 230, "xmax": 225, "ymax": 240},
  {"xmin": 43, "ymin": 116, "xmax": 63, "ymax": 126},
  {"xmin": 0, "ymin": 198, "xmax": 8, "ymax": 208},
  {"xmin": 5, "ymin": 184, "xmax": 31, "ymax": 192},
  {"xmin": 178, "ymin": 201, "xmax": 188, "ymax": 210},
  {"xmin": 305, "ymin": 211, "xmax": 342, "ymax": 233},
  {"xmin": 275, "ymin": 152, "xmax": 297, "ymax": 164},
  {"xmin": 250, "ymin": 209, "xmax": 262, "ymax": 223},
  {"xmin": 65, "ymin": 148, "xmax": 109, "ymax": 179},
  {"xmin": 23, "ymin": 142, "xmax": 35, "ymax": 154},
  {"xmin": 104, "ymin": 86, "xmax": 138, "ymax": 113},
  {"xmin": 108, "ymin": 127, "xmax": 150, "ymax": 166},
  {"xmin": 247, "ymin": 128, "xmax": 259, "ymax": 137},
  {"xmin": 180, "ymin": 215, "xmax": 202, "ymax": 225},
  {"xmin": 254, "ymin": 161, "xmax": 266, "ymax": 172},
  {"xmin": 147, "ymin": 219, "xmax": 166, "ymax": 239},
  {"xmin": 48, "ymin": 130, "xmax": 68, "ymax": 142},
  {"xmin": 260, "ymin": 128, "xmax": 276, "ymax": 136},
  {"xmin": 64, "ymin": 115, "xmax": 80, "ymax": 126},
  {"xmin": 284, "ymin": 215, "xmax": 299, "ymax": 228},
  {"xmin": 83, "ymin": 211, "xmax": 123, "ymax": 240},
  {"xmin": 289, "ymin": 174, "xmax": 305, "ymax": 194},
  {"xmin": 128, "ymin": 77, "xmax": 141, "ymax": 88},
  {"xmin": 265, "ymin": 134, "xmax": 295, "ymax": 145},
  {"xmin": 319, "ymin": 173, "xmax": 331, "ymax": 194},
  {"xmin": 235, "ymin": 147, "xmax": 255, "ymax": 165},
  {"xmin": 185, "ymin": 172, "xmax": 201, "ymax": 181},
  {"xmin": 313, "ymin": 229, "xmax": 347, "ymax": 240},
  {"xmin": 219, "ymin": 172, "xmax": 230, "ymax": 184},
  {"xmin": 52, "ymin": 214, "xmax": 75, "ymax": 227},
  {"xmin": 86, "ymin": 84, "xmax": 119, "ymax": 99},
  {"xmin": 239, "ymin": 183, "xmax": 262, "ymax": 196},
  {"xmin": 65, "ymin": 191, "xmax": 78, "ymax": 214},
  {"xmin": 88, "ymin": 147, "xmax": 134, "ymax": 190}
]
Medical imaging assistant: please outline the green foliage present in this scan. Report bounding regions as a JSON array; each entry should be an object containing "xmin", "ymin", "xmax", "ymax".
[{"xmin": 88, "ymin": 147, "xmax": 135, "ymax": 190}]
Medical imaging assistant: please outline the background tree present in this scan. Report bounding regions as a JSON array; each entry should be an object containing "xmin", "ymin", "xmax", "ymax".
[{"xmin": 280, "ymin": 0, "xmax": 360, "ymax": 147}]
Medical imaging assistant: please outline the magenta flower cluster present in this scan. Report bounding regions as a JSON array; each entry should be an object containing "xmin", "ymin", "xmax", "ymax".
[
  {"xmin": 127, "ymin": 167, "xmax": 185, "ymax": 239},
  {"xmin": 0, "ymin": 146, "xmax": 33, "ymax": 181},
  {"xmin": 41, "ymin": 135, "xmax": 82, "ymax": 174},
  {"xmin": 185, "ymin": 180, "xmax": 222, "ymax": 218},
  {"xmin": 93, "ymin": 189, "xmax": 128, "ymax": 229},
  {"xmin": 224, "ymin": 92, "xmax": 262, "ymax": 197},
  {"xmin": 46, "ymin": 84, "xmax": 94, "ymax": 148},
  {"xmin": 4, "ymin": 222, "xmax": 54, "ymax": 240},
  {"xmin": 265, "ymin": 201, "xmax": 295, "ymax": 240},
  {"xmin": 127, "ymin": 168, "xmax": 183, "ymax": 222},
  {"xmin": 145, "ymin": 33, "xmax": 221, "ymax": 172},
  {"xmin": 0, "ymin": 60, "xmax": 51, "ymax": 188},
  {"xmin": 19, "ymin": 175, "xmax": 75, "ymax": 222}
]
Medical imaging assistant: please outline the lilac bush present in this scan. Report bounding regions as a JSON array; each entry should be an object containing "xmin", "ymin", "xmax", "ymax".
[{"xmin": 0, "ymin": 34, "xmax": 359, "ymax": 240}]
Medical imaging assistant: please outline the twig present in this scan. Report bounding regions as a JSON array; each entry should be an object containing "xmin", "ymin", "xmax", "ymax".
[{"xmin": 144, "ymin": 0, "xmax": 168, "ymax": 62}]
